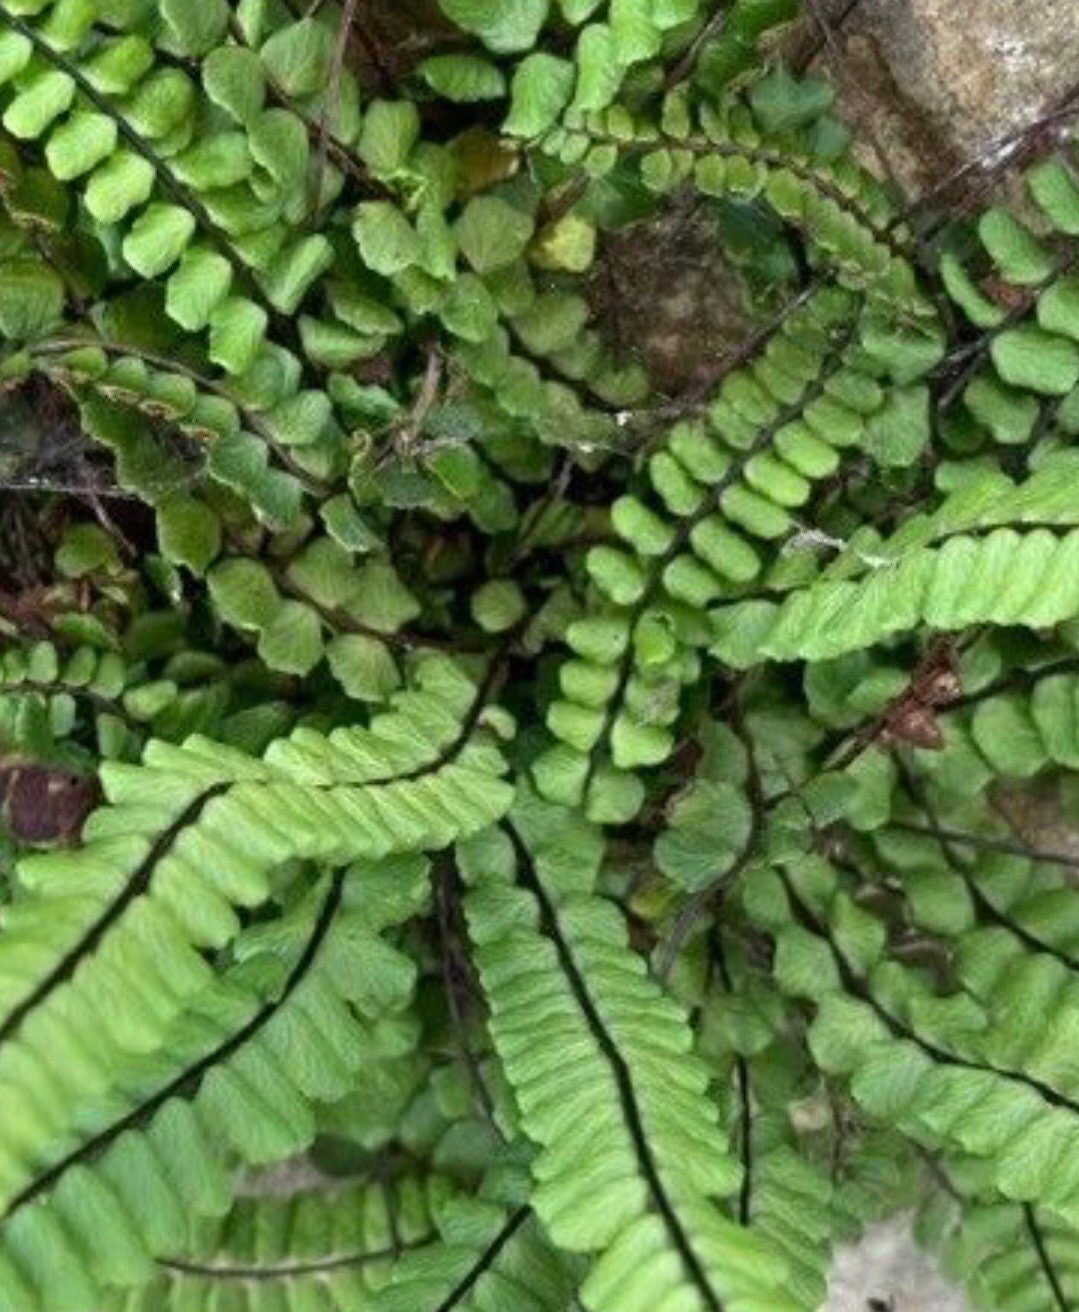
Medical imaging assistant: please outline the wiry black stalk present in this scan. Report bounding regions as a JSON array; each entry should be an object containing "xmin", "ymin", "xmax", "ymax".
[
  {"xmin": 162, "ymin": 1234, "xmax": 436, "ymax": 1282},
  {"xmin": 1024, "ymin": 1204, "xmax": 1072, "ymax": 1312},
  {"xmin": 434, "ymin": 1209, "xmax": 530, "ymax": 1312}
]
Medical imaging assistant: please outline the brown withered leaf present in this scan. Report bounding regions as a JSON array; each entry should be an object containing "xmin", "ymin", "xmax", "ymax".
[
  {"xmin": 881, "ymin": 703, "xmax": 945, "ymax": 750},
  {"xmin": 915, "ymin": 642, "xmax": 963, "ymax": 705},
  {"xmin": 980, "ymin": 274, "xmax": 1031, "ymax": 313},
  {"xmin": 0, "ymin": 761, "xmax": 100, "ymax": 845}
]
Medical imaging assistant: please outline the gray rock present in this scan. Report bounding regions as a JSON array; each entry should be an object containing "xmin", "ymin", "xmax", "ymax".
[
  {"xmin": 825, "ymin": 1215, "xmax": 968, "ymax": 1312},
  {"xmin": 795, "ymin": 0, "xmax": 1079, "ymax": 200}
]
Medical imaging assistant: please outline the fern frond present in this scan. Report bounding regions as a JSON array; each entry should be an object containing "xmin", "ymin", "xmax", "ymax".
[
  {"xmin": 0, "ymin": 3, "xmax": 361, "ymax": 359},
  {"xmin": 0, "ymin": 639, "xmax": 141, "ymax": 764},
  {"xmin": 938, "ymin": 145, "xmax": 1079, "ymax": 447},
  {"xmin": 9, "ymin": 2, "xmax": 1079, "ymax": 1306},
  {"xmin": 0, "ymin": 652, "xmax": 508, "ymax": 1042},
  {"xmin": 870, "ymin": 781, "xmax": 1079, "ymax": 1074},
  {"xmin": 0, "ymin": 635, "xmax": 291, "ymax": 770},
  {"xmin": 206, "ymin": 541, "xmax": 431, "ymax": 684},
  {"xmin": 2, "ymin": 16, "xmax": 285, "ymax": 351},
  {"xmin": 462, "ymin": 798, "xmax": 800, "ymax": 1312},
  {"xmin": 703, "ymin": 950, "xmax": 841, "ymax": 1308},
  {"xmin": 0, "ymin": 864, "xmax": 419, "ymax": 1310},
  {"xmin": 106, "ymin": 1172, "xmax": 445, "ymax": 1312},
  {"xmin": 713, "ymin": 521, "xmax": 1079, "ymax": 667},
  {"xmin": 743, "ymin": 856, "xmax": 1079, "ymax": 1227},
  {"xmin": 934, "ymin": 667, "xmax": 1079, "ymax": 789},
  {"xmin": 539, "ymin": 85, "xmax": 934, "ymax": 320},
  {"xmin": 534, "ymin": 284, "xmax": 944, "ymax": 816},
  {"xmin": 0, "ymin": 655, "xmax": 512, "ymax": 1308},
  {"xmin": 692, "ymin": 1, "xmax": 803, "ymax": 95},
  {"xmin": 444, "ymin": 0, "xmax": 708, "ymax": 123},
  {"xmin": 694, "ymin": 934, "xmax": 921, "ymax": 1310},
  {"xmin": 370, "ymin": 1203, "xmax": 580, "ymax": 1312},
  {"xmin": 822, "ymin": 456, "xmax": 1079, "ymax": 579},
  {"xmin": 916, "ymin": 1158, "xmax": 1079, "ymax": 1312}
]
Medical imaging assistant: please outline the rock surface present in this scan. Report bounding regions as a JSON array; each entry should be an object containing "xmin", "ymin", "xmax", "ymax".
[
  {"xmin": 825, "ymin": 1216, "xmax": 966, "ymax": 1312},
  {"xmin": 797, "ymin": 0, "xmax": 1079, "ymax": 202}
]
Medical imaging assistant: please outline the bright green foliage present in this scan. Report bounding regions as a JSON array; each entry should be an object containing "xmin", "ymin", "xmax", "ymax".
[
  {"xmin": 746, "ymin": 853, "xmax": 1079, "ymax": 1223},
  {"xmin": 105, "ymin": 1172, "xmax": 457, "ymax": 1311},
  {"xmin": 369, "ymin": 1206, "xmax": 578, "ymax": 1312},
  {"xmin": 5, "ymin": 2, "xmax": 1079, "ymax": 1309},
  {"xmin": 918, "ymin": 1163, "xmax": 1079, "ymax": 1312},
  {"xmin": 711, "ymin": 456, "xmax": 1079, "ymax": 665},
  {"xmin": 0, "ymin": 634, "xmax": 299, "ymax": 771},
  {"xmin": 0, "ymin": 656, "xmax": 510, "ymax": 1309},
  {"xmin": 464, "ymin": 800, "xmax": 800, "ymax": 1312}
]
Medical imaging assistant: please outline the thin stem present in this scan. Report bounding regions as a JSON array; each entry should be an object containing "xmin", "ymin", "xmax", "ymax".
[
  {"xmin": 801, "ymin": 0, "xmax": 908, "ymax": 203},
  {"xmin": 889, "ymin": 819, "xmax": 1079, "ymax": 873},
  {"xmin": 664, "ymin": 1, "xmax": 728, "ymax": 90},
  {"xmin": 657, "ymin": 703, "xmax": 765, "ymax": 981},
  {"xmin": 0, "ymin": 475, "xmax": 146, "ymax": 501},
  {"xmin": 436, "ymin": 855, "xmax": 498, "ymax": 1124},
  {"xmin": 313, "ymin": 0, "xmax": 362, "ymax": 210},
  {"xmin": 1024, "ymin": 1204, "xmax": 1071, "ymax": 1312},
  {"xmin": 898, "ymin": 82, "xmax": 1079, "ymax": 230},
  {"xmin": 712, "ymin": 934, "xmax": 754, "ymax": 1225}
]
